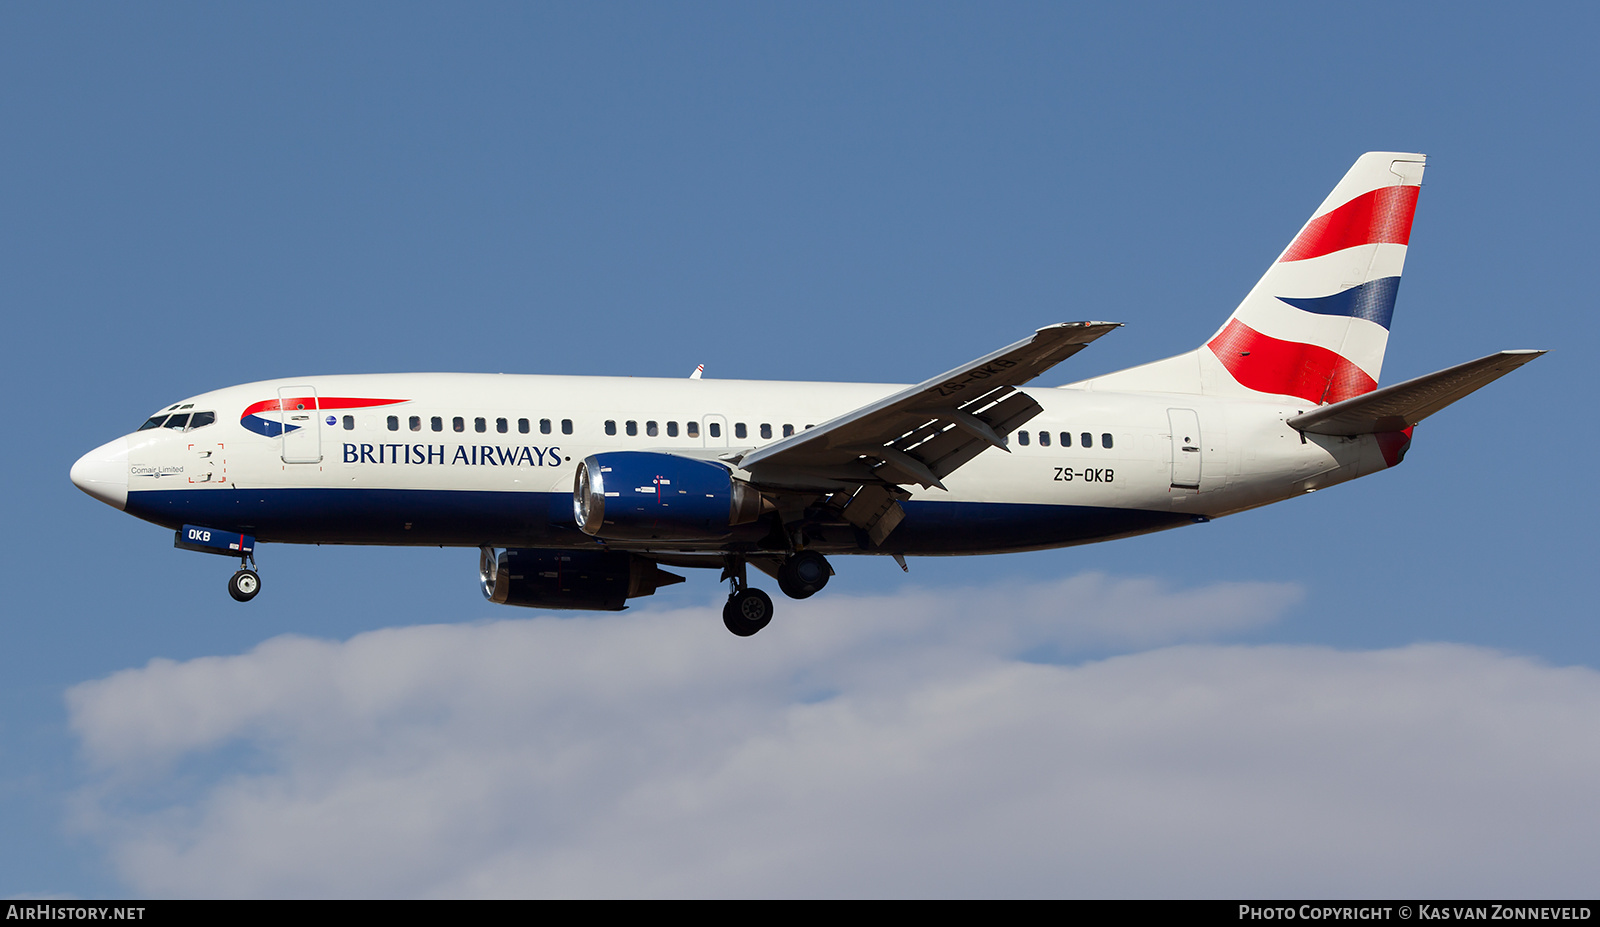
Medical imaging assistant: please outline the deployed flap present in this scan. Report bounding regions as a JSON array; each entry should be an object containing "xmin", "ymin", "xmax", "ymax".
[
  {"xmin": 1290, "ymin": 350, "xmax": 1545, "ymax": 436},
  {"xmin": 738, "ymin": 322, "xmax": 1120, "ymax": 489}
]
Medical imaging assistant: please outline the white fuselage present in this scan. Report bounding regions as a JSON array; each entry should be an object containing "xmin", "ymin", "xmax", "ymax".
[{"xmin": 80, "ymin": 372, "xmax": 1396, "ymax": 559}]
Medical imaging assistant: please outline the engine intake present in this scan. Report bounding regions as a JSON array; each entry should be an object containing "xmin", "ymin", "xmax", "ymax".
[
  {"xmin": 574, "ymin": 451, "xmax": 766, "ymax": 540},
  {"xmin": 479, "ymin": 547, "xmax": 684, "ymax": 611}
]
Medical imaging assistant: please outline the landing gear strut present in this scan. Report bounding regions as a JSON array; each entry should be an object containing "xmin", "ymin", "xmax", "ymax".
[
  {"xmin": 228, "ymin": 553, "xmax": 260, "ymax": 603},
  {"xmin": 721, "ymin": 556, "xmax": 774, "ymax": 637}
]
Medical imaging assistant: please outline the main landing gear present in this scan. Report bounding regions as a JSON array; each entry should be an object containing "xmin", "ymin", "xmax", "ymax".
[
  {"xmin": 721, "ymin": 557, "xmax": 773, "ymax": 637},
  {"xmin": 720, "ymin": 551, "xmax": 833, "ymax": 636},
  {"xmin": 777, "ymin": 549, "xmax": 831, "ymax": 600},
  {"xmin": 228, "ymin": 554, "xmax": 261, "ymax": 603},
  {"xmin": 723, "ymin": 586, "xmax": 774, "ymax": 637}
]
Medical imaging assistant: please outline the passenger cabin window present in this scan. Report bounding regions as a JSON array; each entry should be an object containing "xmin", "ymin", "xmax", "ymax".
[
  {"xmin": 687, "ymin": 421, "xmax": 699, "ymax": 438},
  {"xmin": 342, "ymin": 415, "xmax": 355, "ymax": 430},
  {"xmin": 1061, "ymin": 432, "xmax": 1071, "ymax": 447},
  {"xmin": 387, "ymin": 415, "xmax": 400, "ymax": 431},
  {"xmin": 475, "ymin": 417, "xmax": 487, "ymax": 433},
  {"xmin": 431, "ymin": 416, "xmax": 443, "ymax": 432},
  {"xmin": 760, "ymin": 423, "xmax": 772, "ymax": 440},
  {"xmin": 1038, "ymin": 431, "xmax": 1050, "ymax": 447},
  {"xmin": 709, "ymin": 422, "xmax": 721, "ymax": 438},
  {"xmin": 783, "ymin": 424, "xmax": 794, "ymax": 437},
  {"xmin": 626, "ymin": 420, "xmax": 638, "ymax": 436},
  {"xmin": 667, "ymin": 421, "xmax": 679, "ymax": 437},
  {"xmin": 735, "ymin": 423, "xmax": 747, "ymax": 439},
  {"xmin": 646, "ymin": 421, "xmax": 658, "ymax": 437},
  {"xmin": 1102, "ymin": 433, "xmax": 1113, "ymax": 449},
  {"xmin": 1017, "ymin": 430, "xmax": 1030, "ymax": 446},
  {"xmin": 495, "ymin": 418, "xmax": 507, "ymax": 434},
  {"xmin": 605, "ymin": 420, "xmax": 617, "ymax": 436},
  {"xmin": 561, "ymin": 419, "xmax": 573, "ymax": 435},
  {"xmin": 1081, "ymin": 432, "xmax": 1091, "ymax": 448},
  {"xmin": 410, "ymin": 416, "xmax": 422, "ymax": 432},
  {"xmin": 519, "ymin": 418, "xmax": 530, "ymax": 434},
  {"xmin": 453, "ymin": 417, "xmax": 465, "ymax": 433}
]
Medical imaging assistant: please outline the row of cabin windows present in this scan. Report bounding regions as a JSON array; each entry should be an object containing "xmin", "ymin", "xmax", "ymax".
[
  {"xmin": 334, "ymin": 415, "xmax": 1108, "ymax": 449},
  {"xmin": 1015, "ymin": 430, "xmax": 1113, "ymax": 449},
  {"xmin": 339, "ymin": 415, "xmax": 811, "ymax": 440},
  {"xmin": 362, "ymin": 415, "xmax": 576, "ymax": 435},
  {"xmin": 604, "ymin": 421, "xmax": 803, "ymax": 439}
]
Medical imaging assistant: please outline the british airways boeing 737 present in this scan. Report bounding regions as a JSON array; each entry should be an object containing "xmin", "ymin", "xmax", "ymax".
[{"xmin": 70, "ymin": 153, "xmax": 1543, "ymax": 635}]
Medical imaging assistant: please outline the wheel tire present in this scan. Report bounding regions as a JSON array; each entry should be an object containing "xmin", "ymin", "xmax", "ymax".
[
  {"xmin": 229, "ymin": 569, "xmax": 261, "ymax": 602},
  {"xmin": 722, "ymin": 588, "xmax": 774, "ymax": 636},
  {"xmin": 777, "ymin": 550, "xmax": 831, "ymax": 600}
]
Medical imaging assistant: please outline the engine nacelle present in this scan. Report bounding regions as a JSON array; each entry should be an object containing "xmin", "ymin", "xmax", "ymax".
[
  {"xmin": 573, "ymin": 451, "xmax": 766, "ymax": 540},
  {"xmin": 479, "ymin": 547, "xmax": 684, "ymax": 611}
]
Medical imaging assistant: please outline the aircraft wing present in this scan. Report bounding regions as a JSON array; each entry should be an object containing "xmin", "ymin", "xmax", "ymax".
[
  {"xmin": 1289, "ymin": 350, "xmax": 1546, "ymax": 436},
  {"xmin": 733, "ymin": 322, "xmax": 1118, "ymax": 545}
]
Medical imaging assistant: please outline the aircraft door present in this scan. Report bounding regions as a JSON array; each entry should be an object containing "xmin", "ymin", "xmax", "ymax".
[
  {"xmin": 702, "ymin": 414, "xmax": 729, "ymax": 448},
  {"xmin": 278, "ymin": 385, "xmax": 322, "ymax": 464},
  {"xmin": 1168, "ymin": 408, "xmax": 1202, "ymax": 489}
]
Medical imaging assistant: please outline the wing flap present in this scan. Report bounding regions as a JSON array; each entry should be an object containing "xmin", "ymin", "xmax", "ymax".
[
  {"xmin": 1290, "ymin": 350, "xmax": 1545, "ymax": 436},
  {"xmin": 739, "ymin": 322, "xmax": 1119, "ymax": 488}
]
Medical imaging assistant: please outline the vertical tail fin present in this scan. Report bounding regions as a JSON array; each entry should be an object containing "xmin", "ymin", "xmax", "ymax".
[
  {"xmin": 1076, "ymin": 153, "xmax": 1426, "ymax": 401},
  {"xmin": 1207, "ymin": 151, "xmax": 1425, "ymax": 403}
]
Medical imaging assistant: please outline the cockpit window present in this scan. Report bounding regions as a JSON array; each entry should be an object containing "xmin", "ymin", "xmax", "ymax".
[
  {"xmin": 163, "ymin": 413, "xmax": 191, "ymax": 430},
  {"xmin": 189, "ymin": 411, "xmax": 215, "ymax": 429},
  {"xmin": 138, "ymin": 415, "xmax": 168, "ymax": 431}
]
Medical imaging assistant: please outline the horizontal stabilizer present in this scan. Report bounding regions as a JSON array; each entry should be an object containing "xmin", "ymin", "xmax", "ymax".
[{"xmin": 1289, "ymin": 350, "xmax": 1545, "ymax": 436}]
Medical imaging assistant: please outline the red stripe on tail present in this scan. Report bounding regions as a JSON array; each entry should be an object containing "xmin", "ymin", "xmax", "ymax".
[
  {"xmin": 1207, "ymin": 319, "xmax": 1376, "ymax": 404},
  {"xmin": 1279, "ymin": 185, "xmax": 1419, "ymax": 263}
]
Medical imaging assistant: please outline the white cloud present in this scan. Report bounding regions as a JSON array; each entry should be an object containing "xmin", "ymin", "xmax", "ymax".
[{"xmin": 65, "ymin": 575, "xmax": 1600, "ymax": 898}]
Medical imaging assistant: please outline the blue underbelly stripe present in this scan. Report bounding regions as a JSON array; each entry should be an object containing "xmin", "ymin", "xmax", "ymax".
[{"xmin": 124, "ymin": 488, "xmax": 1192, "ymax": 555}]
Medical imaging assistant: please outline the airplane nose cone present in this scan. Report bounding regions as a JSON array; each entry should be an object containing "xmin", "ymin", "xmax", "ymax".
[{"xmin": 71, "ymin": 437, "xmax": 129, "ymax": 510}]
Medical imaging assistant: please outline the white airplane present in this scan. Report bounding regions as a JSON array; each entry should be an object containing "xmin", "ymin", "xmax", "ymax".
[{"xmin": 70, "ymin": 152, "xmax": 1543, "ymax": 636}]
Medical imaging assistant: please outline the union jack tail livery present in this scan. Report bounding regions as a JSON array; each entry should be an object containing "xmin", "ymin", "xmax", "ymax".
[
  {"xmin": 1082, "ymin": 152, "xmax": 1427, "ymax": 402},
  {"xmin": 1208, "ymin": 151, "xmax": 1424, "ymax": 404}
]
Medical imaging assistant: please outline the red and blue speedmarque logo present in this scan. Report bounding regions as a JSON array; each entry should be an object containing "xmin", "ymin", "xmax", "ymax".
[{"xmin": 240, "ymin": 397, "xmax": 407, "ymax": 437}]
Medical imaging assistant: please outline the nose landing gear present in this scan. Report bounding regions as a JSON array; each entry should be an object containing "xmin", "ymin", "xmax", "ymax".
[
  {"xmin": 227, "ymin": 550, "xmax": 261, "ymax": 603},
  {"xmin": 174, "ymin": 526, "xmax": 261, "ymax": 603},
  {"xmin": 228, "ymin": 567, "xmax": 261, "ymax": 602}
]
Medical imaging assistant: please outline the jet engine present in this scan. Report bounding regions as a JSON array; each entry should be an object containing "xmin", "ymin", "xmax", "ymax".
[
  {"xmin": 573, "ymin": 451, "xmax": 766, "ymax": 540},
  {"xmin": 479, "ymin": 547, "xmax": 684, "ymax": 611}
]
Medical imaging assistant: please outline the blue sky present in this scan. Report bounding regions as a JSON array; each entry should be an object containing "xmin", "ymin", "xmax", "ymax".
[{"xmin": 3, "ymin": 2, "xmax": 1597, "ymax": 897}]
